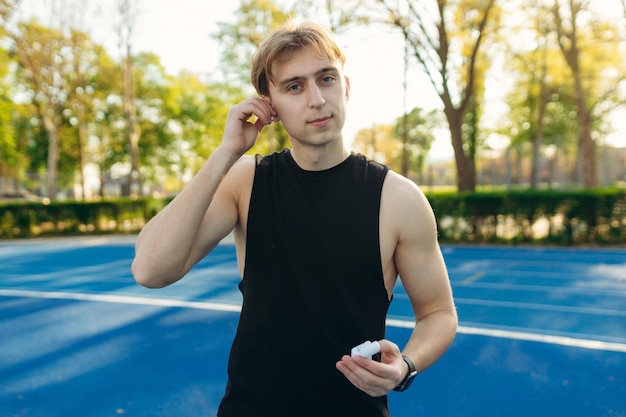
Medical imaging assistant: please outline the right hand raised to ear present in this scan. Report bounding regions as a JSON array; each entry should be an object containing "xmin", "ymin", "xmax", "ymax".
[{"xmin": 222, "ymin": 97, "xmax": 279, "ymax": 155}]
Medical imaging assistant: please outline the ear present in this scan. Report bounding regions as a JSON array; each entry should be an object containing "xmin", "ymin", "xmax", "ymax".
[{"xmin": 344, "ymin": 76, "xmax": 351, "ymax": 102}]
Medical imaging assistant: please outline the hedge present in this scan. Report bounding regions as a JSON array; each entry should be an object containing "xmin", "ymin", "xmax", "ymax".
[
  {"xmin": 427, "ymin": 188, "xmax": 626, "ymax": 245},
  {"xmin": 0, "ymin": 189, "xmax": 624, "ymax": 245},
  {"xmin": 0, "ymin": 198, "xmax": 166, "ymax": 239}
]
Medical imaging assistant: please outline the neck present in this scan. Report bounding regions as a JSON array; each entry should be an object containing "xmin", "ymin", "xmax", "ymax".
[{"xmin": 289, "ymin": 140, "xmax": 350, "ymax": 171}]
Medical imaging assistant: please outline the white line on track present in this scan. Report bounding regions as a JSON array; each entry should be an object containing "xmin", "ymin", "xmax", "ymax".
[
  {"xmin": 453, "ymin": 297, "xmax": 626, "ymax": 316},
  {"xmin": 462, "ymin": 271, "xmax": 486, "ymax": 284},
  {"xmin": 0, "ymin": 288, "xmax": 242, "ymax": 312},
  {"xmin": 2, "ymin": 288, "xmax": 626, "ymax": 353},
  {"xmin": 387, "ymin": 318, "xmax": 626, "ymax": 353}
]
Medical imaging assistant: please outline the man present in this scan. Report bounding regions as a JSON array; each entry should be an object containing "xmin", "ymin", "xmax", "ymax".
[{"xmin": 132, "ymin": 22, "xmax": 457, "ymax": 417}]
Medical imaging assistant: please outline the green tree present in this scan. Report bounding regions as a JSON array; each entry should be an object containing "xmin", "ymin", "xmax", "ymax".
[
  {"xmin": 116, "ymin": 0, "xmax": 142, "ymax": 196},
  {"xmin": 83, "ymin": 51, "xmax": 177, "ymax": 197},
  {"xmin": 292, "ymin": 0, "xmax": 374, "ymax": 33},
  {"xmin": 501, "ymin": 3, "xmax": 578, "ymax": 188},
  {"xmin": 10, "ymin": 20, "xmax": 69, "ymax": 199},
  {"xmin": 503, "ymin": 66, "xmax": 579, "ymax": 187},
  {"xmin": 124, "ymin": 52, "xmax": 179, "ymax": 193},
  {"xmin": 213, "ymin": 0, "xmax": 294, "ymax": 91},
  {"xmin": 87, "ymin": 49, "xmax": 126, "ymax": 198},
  {"xmin": 165, "ymin": 71, "xmax": 242, "ymax": 181},
  {"xmin": 378, "ymin": 0, "xmax": 502, "ymax": 192},
  {"xmin": 352, "ymin": 123, "xmax": 397, "ymax": 165},
  {"xmin": 62, "ymin": 29, "xmax": 115, "ymax": 199},
  {"xmin": 0, "ymin": 1, "xmax": 22, "ymax": 192},
  {"xmin": 394, "ymin": 108, "xmax": 440, "ymax": 183},
  {"xmin": 354, "ymin": 108, "xmax": 439, "ymax": 182},
  {"xmin": 10, "ymin": 18, "xmax": 115, "ymax": 199},
  {"xmin": 551, "ymin": 0, "xmax": 625, "ymax": 188}
]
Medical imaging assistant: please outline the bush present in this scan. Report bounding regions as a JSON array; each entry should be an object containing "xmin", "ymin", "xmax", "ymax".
[
  {"xmin": 0, "ymin": 198, "xmax": 166, "ymax": 239},
  {"xmin": 427, "ymin": 188, "xmax": 626, "ymax": 245}
]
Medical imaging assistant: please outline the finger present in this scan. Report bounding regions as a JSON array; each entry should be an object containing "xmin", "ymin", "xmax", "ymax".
[
  {"xmin": 336, "ymin": 356, "xmax": 390, "ymax": 397},
  {"xmin": 344, "ymin": 348, "xmax": 406, "ymax": 388},
  {"xmin": 338, "ymin": 355, "xmax": 390, "ymax": 386},
  {"xmin": 253, "ymin": 118, "xmax": 267, "ymax": 133},
  {"xmin": 336, "ymin": 356, "xmax": 369, "ymax": 389},
  {"xmin": 351, "ymin": 353, "xmax": 391, "ymax": 377},
  {"xmin": 252, "ymin": 97, "xmax": 277, "ymax": 125},
  {"xmin": 376, "ymin": 339, "xmax": 400, "ymax": 355},
  {"xmin": 376, "ymin": 339, "xmax": 403, "ymax": 364},
  {"xmin": 236, "ymin": 98, "xmax": 271, "ymax": 126},
  {"xmin": 259, "ymin": 96, "xmax": 279, "ymax": 123}
]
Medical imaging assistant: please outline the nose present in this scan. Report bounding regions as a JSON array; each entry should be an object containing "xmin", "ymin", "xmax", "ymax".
[{"xmin": 308, "ymin": 85, "xmax": 326, "ymax": 108}]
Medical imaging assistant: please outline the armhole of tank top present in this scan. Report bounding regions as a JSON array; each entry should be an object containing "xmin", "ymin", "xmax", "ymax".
[{"xmin": 255, "ymin": 154, "xmax": 264, "ymax": 166}]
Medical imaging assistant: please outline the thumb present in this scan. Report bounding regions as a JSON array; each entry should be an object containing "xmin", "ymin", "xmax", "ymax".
[{"xmin": 376, "ymin": 339, "xmax": 402, "ymax": 363}]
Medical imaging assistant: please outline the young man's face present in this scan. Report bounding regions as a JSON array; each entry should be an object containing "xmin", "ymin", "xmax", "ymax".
[{"xmin": 267, "ymin": 46, "xmax": 350, "ymax": 147}]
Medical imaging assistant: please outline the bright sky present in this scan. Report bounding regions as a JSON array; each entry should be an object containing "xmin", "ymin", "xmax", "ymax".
[{"xmin": 19, "ymin": 0, "xmax": 626, "ymax": 161}]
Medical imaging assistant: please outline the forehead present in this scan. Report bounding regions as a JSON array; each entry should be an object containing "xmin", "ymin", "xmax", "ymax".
[{"xmin": 270, "ymin": 46, "xmax": 343, "ymax": 85}]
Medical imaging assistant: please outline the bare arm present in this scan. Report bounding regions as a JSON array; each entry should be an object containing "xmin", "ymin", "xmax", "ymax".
[
  {"xmin": 132, "ymin": 97, "xmax": 278, "ymax": 288},
  {"xmin": 132, "ymin": 147, "xmax": 241, "ymax": 288},
  {"xmin": 393, "ymin": 176, "xmax": 458, "ymax": 373}
]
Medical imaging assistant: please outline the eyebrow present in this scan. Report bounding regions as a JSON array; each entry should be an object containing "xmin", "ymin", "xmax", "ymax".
[{"xmin": 276, "ymin": 66, "xmax": 340, "ymax": 89}]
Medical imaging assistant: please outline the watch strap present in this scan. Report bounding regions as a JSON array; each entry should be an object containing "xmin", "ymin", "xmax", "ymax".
[{"xmin": 393, "ymin": 355, "xmax": 418, "ymax": 392}]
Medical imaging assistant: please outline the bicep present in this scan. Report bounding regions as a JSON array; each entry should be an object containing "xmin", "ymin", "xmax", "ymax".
[
  {"xmin": 392, "ymin": 182, "xmax": 454, "ymax": 320},
  {"xmin": 182, "ymin": 160, "xmax": 251, "ymax": 273},
  {"xmin": 187, "ymin": 193, "xmax": 239, "ymax": 263}
]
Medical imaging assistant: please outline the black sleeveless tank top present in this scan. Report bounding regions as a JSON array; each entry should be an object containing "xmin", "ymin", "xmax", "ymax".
[{"xmin": 218, "ymin": 149, "xmax": 391, "ymax": 417}]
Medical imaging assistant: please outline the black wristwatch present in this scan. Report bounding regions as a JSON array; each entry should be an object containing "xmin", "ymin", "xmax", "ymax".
[{"xmin": 393, "ymin": 355, "xmax": 418, "ymax": 391}]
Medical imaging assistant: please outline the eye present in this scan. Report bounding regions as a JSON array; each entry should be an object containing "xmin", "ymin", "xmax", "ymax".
[
  {"xmin": 320, "ymin": 75, "xmax": 336, "ymax": 85},
  {"xmin": 287, "ymin": 84, "xmax": 302, "ymax": 93}
]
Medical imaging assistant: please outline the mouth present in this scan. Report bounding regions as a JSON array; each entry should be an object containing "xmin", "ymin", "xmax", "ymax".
[{"xmin": 308, "ymin": 115, "xmax": 332, "ymax": 127}]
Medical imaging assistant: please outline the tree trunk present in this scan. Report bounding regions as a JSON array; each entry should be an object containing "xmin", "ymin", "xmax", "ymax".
[
  {"xmin": 553, "ymin": 0, "xmax": 597, "ymax": 188},
  {"xmin": 118, "ymin": 0, "xmax": 142, "ymax": 197},
  {"xmin": 575, "ymin": 95, "xmax": 597, "ymax": 188},
  {"xmin": 123, "ymin": 52, "xmax": 142, "ymax": 197},
  {"xmin": 77, "ymin": 123, "xmax": 87, "ymax": 200},
  {"xmin": 531, "ymin": 48, "xmax": 548, "ymax": 189},
  {"xmin": 446, "ymin": 107, "xmax": 476, "ymax": 192},
  {"xmin": 42, "ymin": 113, "xmax": 59, "ymax": 200},
  {"xmin": 75, "ymin": 100, "xmax": 88, "ymax": 200}
]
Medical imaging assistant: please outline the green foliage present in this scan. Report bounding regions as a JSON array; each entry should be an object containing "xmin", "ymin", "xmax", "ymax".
[
  {"xmin": 393, "ymin": 107, "xmax": 442, "ymax": 179},
  {"xmin": 212, "ymin": 0, "xmax": 374, "ymax": 90},
  {"xmin": 167, "ymin": 72, "xmax": 243, "ymax": 173},
  {"xmin": 0, "ymin": 0, "xmax": 625, "ymax": 199},
  {"xmin": 1, "ymin": 191, "xmax": 624, "ymax": 246},
  {"xmin": 501, "ymin": 15, "xmax": 579, "ymax": 154},
  {"xmin": 426, "ymin": 188, "xmax": 626, "ymax": 245},
  {"xmin": 0, "ymin": 198, "xmax": 165, "ymax": 238},
  {"xmin": 1, "ymin": 13, "xmax": 240, "ymax": 198},
  {"xmin": 213, "ymin": 0, "xmax": 295, "ymax": 91}
]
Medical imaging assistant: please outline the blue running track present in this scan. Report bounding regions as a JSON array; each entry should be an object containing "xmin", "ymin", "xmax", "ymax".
[{"xmin": 1, "ymin": 236, "xmax": 625, "ymax": 416}]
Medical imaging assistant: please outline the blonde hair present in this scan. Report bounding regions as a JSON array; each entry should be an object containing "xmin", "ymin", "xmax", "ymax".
[{"xmin": 251, "ymin": 22, "xmax": 346, "ymax": 97}]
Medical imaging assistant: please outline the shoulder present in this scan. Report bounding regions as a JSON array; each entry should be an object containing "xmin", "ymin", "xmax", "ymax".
[
  {"xmin": 217, "ymin": 155, "xmax": 256, "ymax": 205},
  {"xmin": 223, "ymin": 154, "xmax": 256, "ymax": 184},
  {"xmin": 381, "ymin": 170, "xmax": 437, "ymax": 243},
  {"xmin": 222, "ymin": 150, "xmax": 294, "ymax": 194},
  {"xmin": 382, "ymin": 170, "xmax": 430, "ymax": 210}
]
